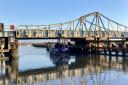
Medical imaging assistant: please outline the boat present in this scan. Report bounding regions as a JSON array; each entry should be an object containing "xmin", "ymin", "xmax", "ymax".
[{"xmin": 49, "ymin": 43, "xmax": 69, "ymax": 55}]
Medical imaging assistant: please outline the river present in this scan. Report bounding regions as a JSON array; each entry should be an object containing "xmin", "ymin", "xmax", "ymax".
[{"xmin": 0, "ymin": 45, "xmax": 128, "ymax": 85}]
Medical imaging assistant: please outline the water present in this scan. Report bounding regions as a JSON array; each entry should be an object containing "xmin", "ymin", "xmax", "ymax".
[
  {"xmin": 19, "ymin": 46, "xmax": 54, "ymax": 71},
  {"xmin": 1, "ymin": 45, "xmax": 128, "ymax": 85}
]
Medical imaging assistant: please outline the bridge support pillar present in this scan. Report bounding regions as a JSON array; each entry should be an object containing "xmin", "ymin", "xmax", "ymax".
[
  {"xmin": 122, "ymin": 41, "xmax": 126, "ymax": 56},
  {"xmin": 104, "ymin": 49, "xmax": 107, "ymax": 55},
  {"xmin": 114, "ymin": 43, "xmax": 118, "ymax": 55},
  {"xmin": 115, "ymin": 50, "xmax": 118, "ymax": 55},
  {"xmin": 108, "ymin": 49, "xmax": 112, "ymax": 55},
  {"xmin": 7, "ymin": 39, "xmax": 19, "ymax": 60},
  {"xmin": 107, "ymin": 38, "xmax": 111, "ymax": 55},
  {"xmin": 95, "ymin": 37, "xmax": 99, "ymax": 54}
]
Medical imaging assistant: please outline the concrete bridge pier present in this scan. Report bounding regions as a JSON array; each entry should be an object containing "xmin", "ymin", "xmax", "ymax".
[{"xmin": 7, "ymin": 39, "xmax": 19, "ymax": 60}]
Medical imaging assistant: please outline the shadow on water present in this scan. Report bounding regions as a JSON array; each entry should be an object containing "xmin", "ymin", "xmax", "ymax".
[{"xmin": 1, "ymin": 53, "xmax": 128, "ymax": 85}]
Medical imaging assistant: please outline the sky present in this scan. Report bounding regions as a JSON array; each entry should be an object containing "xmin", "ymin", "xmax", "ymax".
[{"xmin": 0, "ymin": 0, "xmax": 128, "ymax": 26}]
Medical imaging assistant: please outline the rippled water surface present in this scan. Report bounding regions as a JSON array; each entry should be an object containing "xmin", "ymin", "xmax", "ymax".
[{"xmin": 1, "ymin": 45, "xmax": 128, "ymax": 85}]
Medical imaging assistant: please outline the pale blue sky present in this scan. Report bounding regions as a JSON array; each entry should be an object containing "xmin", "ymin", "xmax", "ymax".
[{"xmin": 0, "ymin": 0, "xmax": 127, "ymax": 26}]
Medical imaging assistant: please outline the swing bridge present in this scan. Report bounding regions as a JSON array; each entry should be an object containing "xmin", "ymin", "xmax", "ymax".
[
  {"xmin": 15, "ymin": 12, "xmax": 128, "ymax": 40},
  {"xmin": 13, "ymin": 12, "xmax": 128, "ymax": 56},
  {"xmin": 0, "ymin": 12, "xmax": 128, "ymax": 84}
]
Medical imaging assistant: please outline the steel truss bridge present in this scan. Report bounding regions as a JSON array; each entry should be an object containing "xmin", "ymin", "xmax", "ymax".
[{"xmin": 15, "ymin": 12, "xmax": 128, "ymax": 39}]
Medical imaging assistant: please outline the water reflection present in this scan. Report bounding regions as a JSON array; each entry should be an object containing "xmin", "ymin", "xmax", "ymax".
[
  {"xmin": 0, "ymin": 59, "xmax": 18, "ymax": 85},
  {"xmin": 50, "ymin": 54, "xmax": 69, "ymax": 66},
  {"xmin": 1, "ymin": 53, "xmax": 128, "ymax": 85},
  {"xmin": 50, "ymin": 54, "xmax": 70, "ymax": 79}
]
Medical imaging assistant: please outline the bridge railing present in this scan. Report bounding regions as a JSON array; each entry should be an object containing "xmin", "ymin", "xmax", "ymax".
[{"xmin": 15, "ymin": 29, "xmax": 128, "ymax": 39}]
